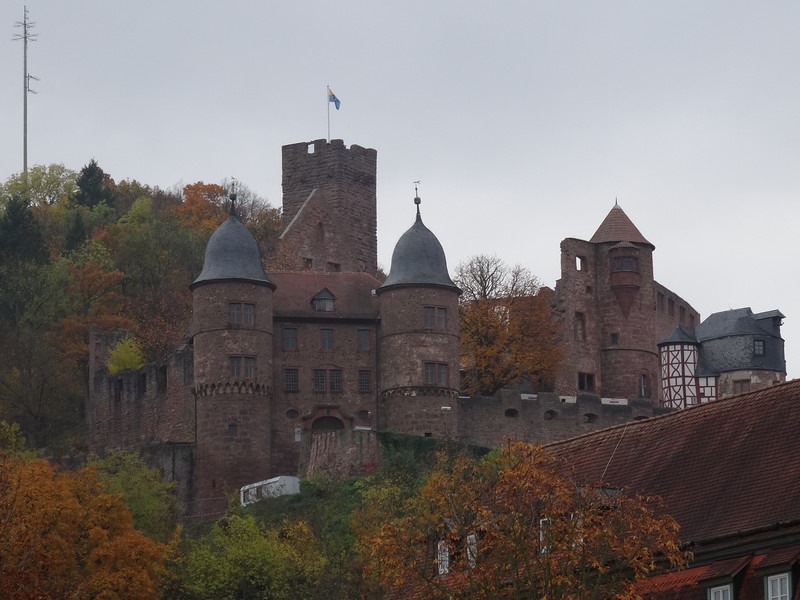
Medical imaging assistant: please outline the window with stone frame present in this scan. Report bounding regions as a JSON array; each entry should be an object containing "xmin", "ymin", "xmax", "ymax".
[
  {"xmin": 284, "ymin": 368, "xmax": 299, "ymax": 392},
  {"xmin": 283, "ymin": 327, "xmax": 297, "ymax": 351},
  {"xmin": 424, "ymin": 306, "xmax": 447, "ymax": 330},
  {"xmin": 230, "ymin": 356, "xmax": 256, "ymax": 379},
  {"xmin": 229, "ymin": 302, "xmax": 254, "ymax": 326},
  {"xmin": 358, "ymin": 369, "xmax": 372, "ymax": 393},
  {"xmin": 424, "ymin": 362, "xmax": 449, "ymax": 386},
  {"xmin": 733, "ymin": 379, "xmax": 751, "ymax": 394},
  {"xmin": 612, "ymin": 256, "xmax": 638, "ymax": 272},
  {"xmin": 329, "ymin": 369, "xmax": 343, "ymax": 393}
]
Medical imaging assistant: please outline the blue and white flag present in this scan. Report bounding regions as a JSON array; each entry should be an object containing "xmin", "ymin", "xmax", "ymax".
[{"xmin": 327, "ymin": 86, "xmax": 341, "ymax": 110}]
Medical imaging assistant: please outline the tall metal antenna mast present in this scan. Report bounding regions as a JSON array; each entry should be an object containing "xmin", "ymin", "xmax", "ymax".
[{"xmin": 13, "ymin": 6, "xmax": 38, "ymax": 180}]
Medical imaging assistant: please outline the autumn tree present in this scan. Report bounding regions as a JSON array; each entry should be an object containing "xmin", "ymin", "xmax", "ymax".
[
  {"xmin": 74, "ymin": 159, "xmax": 115, "ymax": 209},
  {"xmin": 0, "ymin": 452, "xmax": 168, "ymax": 599},
  {"xmin": 0, "ymin": 163, "xmax": 77, "ymax": 207},
  {"xmin": 358, "ymin": 442, "xmax": 687, "ymax": 599},
  {"xmin": 454, "ymin": 254, "xmax": 563, "ymax": 396}
]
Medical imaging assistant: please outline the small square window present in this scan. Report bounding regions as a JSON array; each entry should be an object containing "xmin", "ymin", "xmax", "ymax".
[
  {"xmin": 229, "ymin": 303, "xmax": 254, "ymax": 326},
  {"xmin": 754, "ymin": 340, "xmax": 765, "ymax": 356},
  {"xmin": 424, "ymin": 306, "xmax": 447, "ymax": 330},
  {"xmin": 424, "ymin": 362, "xmax": 448, "ymax": 386},
  {"xmin": 610, "ymin": 333, "xmax": 619, "ymax": 345},
  {"xmin": 733, "ymin": 379, "xmax": 750, "ymax": 394}
]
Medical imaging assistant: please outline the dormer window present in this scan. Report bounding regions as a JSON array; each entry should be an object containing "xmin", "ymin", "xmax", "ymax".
[
  {"xmin": 766, "ymin": 573, "xmax": 789, "ymax": 600},
  {"xmin": 311, "ymin": 288, "xmax": 336, "ymax": 312},
  {"xmin": 708, "ymin": 584, "xmax": 731, "ymax": 600}
]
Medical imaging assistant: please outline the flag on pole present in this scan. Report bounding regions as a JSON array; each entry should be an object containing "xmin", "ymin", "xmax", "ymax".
[{"xmin": 327, "ymin": 86, "xmax": 341, "ymax": 110}]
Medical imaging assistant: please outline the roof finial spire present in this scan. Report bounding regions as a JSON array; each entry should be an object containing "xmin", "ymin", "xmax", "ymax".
[
  {"xmin": 229, "ymin": 177, "xmax": 237, "ymax": 216},
  {"xmin": 614, "ymin": 196, "xmax": 619, "ymax": 207},
  {"xmin": 413, "ymin": 180, "xmax": 421, "ymax": 217}
]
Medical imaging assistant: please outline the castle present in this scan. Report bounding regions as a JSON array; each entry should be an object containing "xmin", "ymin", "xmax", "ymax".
[{"xmin": 87, "ymin": 139, "xmax": 786, "ymax": 514}]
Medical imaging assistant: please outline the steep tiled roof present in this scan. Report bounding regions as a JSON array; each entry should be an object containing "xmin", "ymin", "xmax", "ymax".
[
  {"xmin": 270, "ymin": 271, "xmax": 381, "ymax": 319},
  {"xmin": 589, "ymin": 204, "xmax": 654, "ymax": 249},
  {"xmin": 547, "ymin": 379, "xmax": 800, "ymax": 547}
]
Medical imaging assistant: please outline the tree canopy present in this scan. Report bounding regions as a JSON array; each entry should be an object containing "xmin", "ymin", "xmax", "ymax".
[
  {"xmin": 455, "ymin": 255, "xmax": 564, "ymax": 396},
  {"xmin": 357, "ymin": 442, "xmax": 688, "ymax": 599}
]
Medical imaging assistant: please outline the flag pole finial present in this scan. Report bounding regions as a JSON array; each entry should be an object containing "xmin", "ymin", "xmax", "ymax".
[{"xmin": 413, "ymin": 181, "xmax": 421, "ymax": 217}]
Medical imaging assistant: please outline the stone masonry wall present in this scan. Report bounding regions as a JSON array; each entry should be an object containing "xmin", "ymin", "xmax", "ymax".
[{"xmin": 282, "ymin": 139, "xmax": 378, "ymax": 275}]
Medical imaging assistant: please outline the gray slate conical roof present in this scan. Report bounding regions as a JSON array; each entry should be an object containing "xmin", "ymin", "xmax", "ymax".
[
  {"xmin": 191, "ymin": 214, "xmax": 274, "ymax": 289},
  {"xmin": 379, "ymin": 207, "xmax": 458, "ymax": 293}
]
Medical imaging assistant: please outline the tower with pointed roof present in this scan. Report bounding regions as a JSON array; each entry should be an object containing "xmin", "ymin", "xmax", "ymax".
[
  {"xmin": 376, "ymin": 195, "xmax": 461, "ymax": 436},
  {"xmin": 190, "ymin": 196, "xmax": 276, "ymax": 514},
  {"xmin": 553, "ymin": 203, "xmax": 700, "ymax": 402}
]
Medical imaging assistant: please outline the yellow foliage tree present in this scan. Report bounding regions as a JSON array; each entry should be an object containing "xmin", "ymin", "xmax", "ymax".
[{"xmin": 358, "ymin": 442, "xmax": 688, "ymax": 599}]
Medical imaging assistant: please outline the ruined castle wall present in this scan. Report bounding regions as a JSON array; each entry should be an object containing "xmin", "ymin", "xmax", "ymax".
[{"xmin": 456, "ymin": 390, "xmax": 670, "ymax": 448}]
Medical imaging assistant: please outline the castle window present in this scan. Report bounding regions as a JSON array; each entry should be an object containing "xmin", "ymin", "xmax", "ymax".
[
  {"xmin": 613, "ymin": 256, "xmax": 638, "ymax": 272},
  {"xmin": 327, "ymin": 261, "xmax": 341, "ymax": 272},
  {"xmin": 505, "ymin": 408, "xmax": 519, "ymax": 418},
  {"xmin": 610, "ymin": 333, "xmax": 619, "ymax": 345},
  {"xmin": 229, "ymin": 302, "xmax": 254, "ymax": 326},
  {"xmin": 733, "ymin": 379, "xmax": 750, "ymax": 394},
  {"xmin": 357, "ymin": 409, "xmax": 371, "ymax": 421},
  {"xmin": 640, "ymin": 374, "xmax": 649, "ymax": 398},
  {"xmin": 311, "ymin": 288, "xmax": 336, "ymax": 312},
  {"xmin": 229, "ymin": 356, "xmax": 255, "ymax": 379},
  {"xmin": 754, "ymin": 340, "xmax": 765, "ymax": 356},
  {"xmin": 657, "ymin": 292, "xmax": 665, "ymax": 312},
  {"xmin": 313, "ymin": 369, "xmax": 326, "ymax": 392},
  {"xmin": 284, "ymin": 368, "xmax": 299, "ymax": 392},
  {"xmin": 283, "ymin": 328, "xmax": 297, "ymax": 351},
  {"xmin": 320, "ymin": 328, "xmax": 334, "ymax": 351},
  {"xmin": 424, "ymin": 306, "xmax": 447, "ymax": 330},
  {"xmin": 575, "ymin": 312, "xmax": 586, "ymax": 342},
  {"xmin": 578, "ymin": 372, "xmax": 595, "ymax": 392},
  {"xmin": 584, "ymin": 413, "xmax": 598, "ymax": 424},
  {"xmin": 357, "ymin": 329, "xmax": 370, "ymax": 352},
  {"xmin": 329, "ymin": 369, "xmax": 343, "ymax": 393},
  {"xmin": 668, "ymin": 298, "xmax": 675, "ymax": 316},
  {"xmin": 679, "ymin": 306, "xmax": 686, "ymax": 324},
  {"xmin": 286, "ymin": 409, "xmax": 299, "ymax": 419},
  {"xmin": 358, "ymin": 370, "xmax": 372, "ymax": 393},
  {"xmin": 424, "ymin": 362, "xmax": 449, "ymax": 386},
  {"xmin": 576, "ymin": 256, "xmax": 587, "ymax": 271}
]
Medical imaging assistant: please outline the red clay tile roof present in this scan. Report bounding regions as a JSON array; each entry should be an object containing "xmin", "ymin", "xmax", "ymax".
[
  {"xmin": 547, "ymin": 378, "xmax": 800, "ymax": 547},
  {"xmin": 589, "ymin": 204, "xmax": 654, "ymax": 249},
  {"xmin": 270, "ymin": 271, "xmax": 381, "ymax": 319}
]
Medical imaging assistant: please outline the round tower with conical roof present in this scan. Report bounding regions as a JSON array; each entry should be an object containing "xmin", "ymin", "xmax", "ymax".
[
  {"xmin": 190, "ymin": 197, "xmax": 275, "ymax": 514},
  {"xmin": 376, "ymin": 195, "xmax": 461, "ymax": 437}
]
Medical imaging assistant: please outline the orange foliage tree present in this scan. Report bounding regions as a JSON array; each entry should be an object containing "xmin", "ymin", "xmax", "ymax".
[
  {"xmin": 455, "ymin": 255, "xmax": 564, "ymax": 396},
  {"xmin": 0, "ymin": 453, "xmax": 168, "ymax": 599},
  {"xmin": 357, "ymin": 442, "xmax": 688, "ymax": 599},
  {"xmin": 170, "ymin": 182, "xmax": 228, "ymax": 237}
]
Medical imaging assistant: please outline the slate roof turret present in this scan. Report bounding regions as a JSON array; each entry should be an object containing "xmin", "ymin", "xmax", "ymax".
[
  {"xmin": 191, "ymin": 206, "xmax": 275, "ymax": 290},
  {"xmin": 378, "ymin": 197, "xmax": 459, "ymax": 293}
]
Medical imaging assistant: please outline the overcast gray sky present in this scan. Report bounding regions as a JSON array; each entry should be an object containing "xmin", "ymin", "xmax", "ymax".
[{"xmin": 3, "ymin": 2, "xmax": 799, "ymax": 377}]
